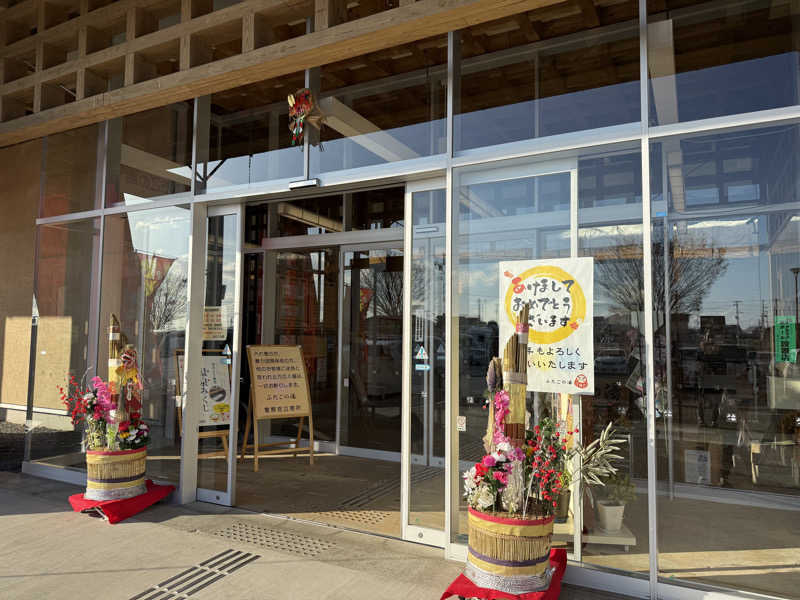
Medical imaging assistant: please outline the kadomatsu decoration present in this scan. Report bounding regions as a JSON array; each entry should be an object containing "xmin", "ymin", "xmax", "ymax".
[
  {"xmin": 288, "ymin": 88, "xmax": 325, "ymax": 146},
  {"xmin": 462, "ymin": 307, "xmax": 625, "ymax": 594},
  {"xmin": 59, "ymin": 314, "xmax": 150, "ymax": 501}
]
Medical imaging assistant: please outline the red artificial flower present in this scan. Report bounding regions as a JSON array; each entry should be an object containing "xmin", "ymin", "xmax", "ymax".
[{"xmin": 475, "ymin": 463, "xmax": 488, "ymax": 477}]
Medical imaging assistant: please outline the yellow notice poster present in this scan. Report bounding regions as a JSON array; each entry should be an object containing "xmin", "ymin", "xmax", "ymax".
[{"xmin": 247, "ymin": 345, "xmax": 311, "ymax": 420}]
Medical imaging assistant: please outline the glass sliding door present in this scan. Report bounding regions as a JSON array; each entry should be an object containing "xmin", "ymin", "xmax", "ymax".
[
  {"xmin": 339, "ymin": 245, "xmax": 404, "ymax": 458},
  {"xmin": 194, "ymin": 206, "xmax": 242, "ymax": 505},
  {"xmin": 265, "ymin": 247, "xmax": 340, "ymax": 445}
]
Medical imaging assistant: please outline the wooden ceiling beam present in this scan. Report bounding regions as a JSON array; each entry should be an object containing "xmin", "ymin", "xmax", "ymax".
[
  {"xmin": 0, "ymin": 0, "xmax": 562, "ymax": 147},
  {"xmin": 574, "ymin": 0, "xmax": 600, "ymax": 28}
]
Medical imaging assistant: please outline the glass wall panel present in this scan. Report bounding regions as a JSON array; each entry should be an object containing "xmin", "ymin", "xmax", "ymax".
[
  {"xmin": 648, "ymin": 0, "xmax": 800, "ymax": 125},
  {"xmin": 106, "ymin": 102, "xmax": 194, "ymax": 207},
  {"xmin": 452, "ymin": 158, "xmax": 571, "ymax": 546},
  {"xmin": 651, "ymin": 123, "xmax": 800, "ymax": 598},
  {"xmin": 0, "ymin": 139, "xmax": 38, "ymax": 469},
  {"xmin": 310, "ymin": 36, "xmax": 447, "ymax": 175},
  {"xmin": 452, "ymin": 145, "xmax": 649, "ymax": 572},
  {"xmin": 578, "ymin": 144, "xmax": 649, "ymax": 574},
  {"xmin": 98, "ymin": 207, "xmax": 191, "ymax": 483},
  {"xmin": 198, "ymin": 73, "xmax": 306, "ymax": 192},
  {"xmin": 29, "ymin": 218, "xmax": 99, "ymax": 468},
  {"xmin": 42, "ymin": 124, "xmax": 100, "ymax": 217},
  {"xmin": 456, "ymin": 3, "xmax": 639, "ymax": 153}
]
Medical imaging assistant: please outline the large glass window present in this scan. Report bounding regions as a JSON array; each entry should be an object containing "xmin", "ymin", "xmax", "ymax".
[
  {"xmin": 106, "ymin": 102, "xmax": 194, "ymax": 207},
  {"xmin": 456, "ymin": 4, "xmax": 640, "ymax": 153},
  {"xmin": 651, "ymin": 123, "xmax": 800, "ymax": 598},
  {"xmin": 310, "ymin": 36, "xmax": 447, "ymax": 175},
  {"xmin": 648, "ymin": 0, "xmax": 800, "ymax": 125},
  {"xmin": 42, "ymin": 124, "xmax": 101, "ymax": 217},
  {"xmin": 452, "ymin": 144, "xmax": 649, "ymax": 573},
  {"xmin": 197, "ymin": 73, "xmax": 306, "ymax": 192},
  {"xmin": 98, "ymin": 207, "xmax": 191, "ymax": 482},
  {"xmin": 29, "ymin": 218, "xmax": 99, "ymax": 468}
]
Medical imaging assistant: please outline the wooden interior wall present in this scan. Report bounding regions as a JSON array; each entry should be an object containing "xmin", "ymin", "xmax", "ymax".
[{"xmin": 0, "ymin": 139, "xmax": 40, "ymax": 410}]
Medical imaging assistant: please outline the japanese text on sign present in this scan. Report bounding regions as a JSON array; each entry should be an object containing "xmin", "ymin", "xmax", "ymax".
[
  {"xmin": 499, "ymin": 257, "xmax": 594, "ymax": 395},
  {"xmin": 203, "ymin": 307, "xmax": 226, "ymax": 341},
  {"xmin": 247, "ymin": 345, "xmax": 311, "ymax": 419},
  {"xmin": 177, "ymin": 354, "xmax": 231, "ymax": 426},
  {"xmin": 774, "ymin": 316, "xmax": 797, "ymax": 363}
]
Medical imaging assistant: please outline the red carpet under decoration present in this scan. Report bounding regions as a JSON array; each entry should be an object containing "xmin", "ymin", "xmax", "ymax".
[
  {"xmin": 69, "ymin": 480, "xmax": 174, "ymax": 524},
  {"xmin": 440, "ymin": 548, "xmax": 567, "ymax": 600}
]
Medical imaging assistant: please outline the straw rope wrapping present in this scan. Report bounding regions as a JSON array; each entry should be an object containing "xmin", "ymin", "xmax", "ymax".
[
  {"xmin": 465, "ymin": 560, "xmax": 554, "ymax": 594},
  {"xmin": 466, "ymin": 508, "xmax": 554, "ymax": 586},
  {"xmin": 85, "ymin": 448, "xmax": 147, "ymax": 501}
]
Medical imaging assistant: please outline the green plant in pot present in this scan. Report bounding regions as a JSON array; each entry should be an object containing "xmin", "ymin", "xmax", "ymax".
[{"xmin": 595, "ymin": 472, "xmax": 636, "ymax": 533}]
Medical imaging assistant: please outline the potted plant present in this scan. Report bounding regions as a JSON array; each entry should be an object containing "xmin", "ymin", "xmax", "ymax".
[{"xmin": 595, "ymin": 472, "xmax": 636, "ymax": 533}]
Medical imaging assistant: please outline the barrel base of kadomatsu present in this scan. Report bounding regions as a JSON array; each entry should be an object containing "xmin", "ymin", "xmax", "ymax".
[
  {"xmin": 85, "ymin": 447, "xmax": 147, "ymax": 501},
  {"xmin": 465, "ymin": 507, "xmax": 555, "ymax": 594}
]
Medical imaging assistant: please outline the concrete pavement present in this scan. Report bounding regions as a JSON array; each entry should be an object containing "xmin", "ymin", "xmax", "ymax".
[{"xmin": 0, "ymin": 472, "xmax": 631, "ymax": 600}]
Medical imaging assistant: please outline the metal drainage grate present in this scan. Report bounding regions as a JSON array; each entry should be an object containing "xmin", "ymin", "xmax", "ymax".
[
  {"xmin": 324, "ymin": 509, "xmax": 391, "ymax": 525},
  {"xmin": 129, "ymin": 549, "xmax": 259, "ymax": 600},
  {"xmin": 212, "ymin": 521, "xmax": 336, "ymax": 557}
]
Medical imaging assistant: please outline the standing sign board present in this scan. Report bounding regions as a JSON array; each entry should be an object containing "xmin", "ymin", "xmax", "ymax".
[
  {"xmin": 499, "ymin": 257, "xmax": 594, "ymax": 395},
  {"xmin": 239, "ymin": 345, "xmax": 314, "ymax": 471}
]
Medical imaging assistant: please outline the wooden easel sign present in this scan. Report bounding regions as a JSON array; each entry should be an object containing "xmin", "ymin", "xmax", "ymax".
[{"xmin": 239, "ymin": 345, "xmax": 314, "ymax": 471}]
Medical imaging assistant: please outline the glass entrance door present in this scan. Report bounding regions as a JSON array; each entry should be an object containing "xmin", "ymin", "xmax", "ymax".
[{"xmin": 339, "ymin": 246, "xmax": 404, "ymax": 458}]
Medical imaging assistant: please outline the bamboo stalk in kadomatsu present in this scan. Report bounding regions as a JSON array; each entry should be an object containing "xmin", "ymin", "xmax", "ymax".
[{"xmin": 502, "ymin": 303, "xmax": 529, "ymax": 448}]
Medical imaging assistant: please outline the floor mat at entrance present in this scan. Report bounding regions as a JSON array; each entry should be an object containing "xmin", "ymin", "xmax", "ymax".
[{"xmin": 339, "ymin": 466, "xmax": 442, "ymax": 508}]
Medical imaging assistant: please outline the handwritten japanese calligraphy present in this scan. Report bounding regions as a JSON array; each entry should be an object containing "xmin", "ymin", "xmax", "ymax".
[
  {"xmin": 499, "ymin": 258, "xmax": 594, "ymax": 394},
  {"xmin": 247, "ymin": 345, "xmax": 311, "ymax": 419}
]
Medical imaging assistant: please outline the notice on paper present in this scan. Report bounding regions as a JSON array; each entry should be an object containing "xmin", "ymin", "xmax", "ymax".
[
  {"xmin": 499, "ymin": 257, "xmax": 594, "ymax": 395},
  {"xmin": 203, "ymin": 306, "xmax": 226, "ymax": 341}
]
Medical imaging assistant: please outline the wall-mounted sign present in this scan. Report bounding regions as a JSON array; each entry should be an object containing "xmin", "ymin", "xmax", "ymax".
[
  {"xmin": 774, "ymin": 316, "xmax": 796, "ymax": 363},
  {"xmin": 203, "ymin": 306, "xmax": 226, "ymax": 341},
  {"xmin": 499, "ymin": 257, "xmax": 594, "ymax": 395},
  {"xmin": 176, "ymin": 354, "xmax": 231, "ymax": 427}
]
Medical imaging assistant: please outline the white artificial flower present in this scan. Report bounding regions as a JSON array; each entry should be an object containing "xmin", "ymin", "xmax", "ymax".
[
  {"xmin": 475, "ymin": 484, "xmax": 496, "ymax": 510},
  {"xmin": 497, "ymin": 441, "xmax": 512, "ymax": 454},
  {"xmin": 491, "ymin": 451, "xmax": 506, "ymax": 463}
]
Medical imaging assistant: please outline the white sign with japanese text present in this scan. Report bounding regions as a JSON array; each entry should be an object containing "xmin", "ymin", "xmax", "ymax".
[
  {"xmin": 177, "ymin": 354, "xmax": 232, "ymax": 426},
  {"xmin": 499, "ymin": 257, "xmax": 594, "ymax": 395},
  {"xmin": 203, "ymin": 306, "xmax": 226, "ymax": 341}
]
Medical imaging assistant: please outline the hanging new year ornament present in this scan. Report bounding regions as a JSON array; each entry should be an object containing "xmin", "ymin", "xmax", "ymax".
[{"xmin": 288, "ymin": 88, "xmax": 325, "ymax": 146}]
